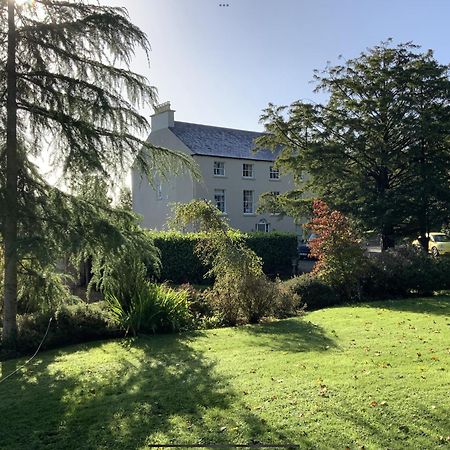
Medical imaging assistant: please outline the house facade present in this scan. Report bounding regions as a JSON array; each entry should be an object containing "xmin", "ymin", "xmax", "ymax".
[{"xmin": 132, "ymin": 102, "xmax": 297, "ymax": 233}]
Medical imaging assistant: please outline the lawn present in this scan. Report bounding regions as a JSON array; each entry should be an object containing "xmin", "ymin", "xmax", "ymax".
[{"xmin": 1, "ymin": 296, "xmax": 449, "ymax": 450}]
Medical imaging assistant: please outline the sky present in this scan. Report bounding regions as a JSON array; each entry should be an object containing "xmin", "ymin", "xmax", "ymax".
[{"xmin": 100, "ymin": 0, "xmax": 450, "ymax": 132}]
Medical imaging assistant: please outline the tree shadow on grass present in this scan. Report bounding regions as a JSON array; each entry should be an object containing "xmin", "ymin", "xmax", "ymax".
[
  {"xmin": 240, "ymin": 318, "xmax": 337, "ymax": 353},
  {"xmin": 321, "ymin": 398, "xmax": 450, "ymax": 449},
  {"xmin": 0, "ymin": 334, "xmax": 308, "ymax": 450},
  {"xmin": 363, "ymin": 295, "xmax": 450, "ymax": 317}
]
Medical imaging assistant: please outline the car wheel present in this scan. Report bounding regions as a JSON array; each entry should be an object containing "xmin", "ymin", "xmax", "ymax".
[{"xmin": 431, "ymin": 247, "xmax": 439, "ymax": 257}]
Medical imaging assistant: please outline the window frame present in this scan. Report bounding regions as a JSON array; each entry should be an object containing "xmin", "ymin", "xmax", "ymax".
[
  {"xmin": 269, "ymin": 166, "xmax": 280, "ymax": 180},
  {"xmin": 242, "ymin": 163, "xmax": 254, "ymax": 179},
  {"xmin": 243, "ymin": 190, "xmax": 254, "ymax": 214},
  {"xmin": 214, "ymin": 188, "xmax": 226, "ymax": 213},
  {"xmin": 213, "ymin": 161, "xmax": 225, "ymax": 177}
]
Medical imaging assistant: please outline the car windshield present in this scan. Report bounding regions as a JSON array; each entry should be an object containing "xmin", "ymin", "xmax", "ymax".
[{"xmin": 433, "ymin": 234, "xmax": 450, "ymax": 242}]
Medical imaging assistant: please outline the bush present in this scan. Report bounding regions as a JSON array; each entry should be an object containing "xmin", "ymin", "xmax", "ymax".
[
  {"xmin": 1, "ymin": 301, "xmax": 121, "ymax": 359},
  {"xmin": 151, "ymin": 231, "xmax": 298, "ymax": 284},
  {"xmin": 245, "ymin": 232, "xmax": 298, "ymax": 277},
  {"xmin": 152, "ymin": 232, "xmax": 207, "ymax": 284},
  {"xmin": 361, "ymin": 245, "xmax": 450, "ymax": 298},
  {"xmin": 106, "ymin": 281, "xmax": 193, "ymax": 335},
  {"xmin": 272, "ymin": 279, "xmax": 303, "ymax": 318},
  {"xmin": 284, "ymin": 274, "xmax": 340, "ymax": 310},
  {"xmin": 307, "ymin": 200, "xmax": 367, "ymax": 300}
]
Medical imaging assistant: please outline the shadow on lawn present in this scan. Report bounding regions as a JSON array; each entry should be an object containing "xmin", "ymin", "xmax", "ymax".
[
  {"xmin": 0, "ymin": 335, "xmax": 307, "ymax": 449},
  {"xmin": 241, "ymin": 318, "xmax": 337, "ymax": 353},
  {"xmin": 365, "ymin": 295, "xmax": 450, "ymax": 317}
]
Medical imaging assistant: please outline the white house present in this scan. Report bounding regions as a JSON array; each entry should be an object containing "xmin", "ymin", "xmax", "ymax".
[{"xmin": 132, "ymin": 102, "xmax": 298, "ymax": 233}]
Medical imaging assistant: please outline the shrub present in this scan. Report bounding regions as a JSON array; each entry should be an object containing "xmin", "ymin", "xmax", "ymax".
[
  {"xmin": 171, "ymin": 200, "xmax": 276, "ymax": 324},
  {"xmin": 150, "ymin": 230, "xmax": 298, "ymax": 283},
  {"xmin": 244, "ymin": 232, "xmax": 298, "ymax": 277},
  {"xmin": 361, "ymin": 245, "xmax": 449, "ymax": 298},
  {"xmin": 106, "ymin": 282, "xmax": 193, "ymax": 335},
  {"xmin": 272, "ymin": 278, "xmax": 303, "ymax": 318},
  {"xmin": 284, "ymin": 274, "xmax": 340, "ymax": 310},
  {"xmin": 152, "ymin": 232, "xmax": 208, "ymax": 284},
  {"xmin": 1, "ymin": 301, "xmax": 121, "ymax": 359},
  {"xmin": 307, "ymin": 200, "xmax": 368, "ymax": 300}
]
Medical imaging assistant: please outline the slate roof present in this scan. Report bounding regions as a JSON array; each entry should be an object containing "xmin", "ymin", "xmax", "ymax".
[{"xmin": 170, "ymin": 121, "xmax": 278, "ymax": 162}]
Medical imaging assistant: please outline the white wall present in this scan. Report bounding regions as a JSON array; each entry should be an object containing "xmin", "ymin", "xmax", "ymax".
[
  {"xmin": 132, "ymin": 128, "xmax": 195, "ymax": 230},
  {"xmin": 193, "ymin": 155, "xmax": 297, "ymax": 233}
]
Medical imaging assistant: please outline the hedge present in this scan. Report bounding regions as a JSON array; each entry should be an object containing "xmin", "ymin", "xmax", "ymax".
[{"xmin": 150, "ymin": 231, "xmax": 298, "ymax": 284}]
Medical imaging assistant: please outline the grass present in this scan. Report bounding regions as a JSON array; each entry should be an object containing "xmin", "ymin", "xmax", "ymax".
[{"xmin": 0, "ymin": 296, "xmax": 449, "ymax": 450}]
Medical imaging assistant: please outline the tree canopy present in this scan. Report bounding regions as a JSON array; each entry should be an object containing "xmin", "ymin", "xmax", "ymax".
[
  {"xmin": 0, "ymin": 0, "xmax": 196, "ymax": 346},
  {"xmin": 257, "ymin": 41, "xmax": 450, "ymax": 250}
]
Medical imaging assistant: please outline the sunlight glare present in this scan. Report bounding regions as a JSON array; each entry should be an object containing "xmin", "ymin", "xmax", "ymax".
[{"xmin": 15, "ymin": 0, "xmax": 35, "ymax": 6}]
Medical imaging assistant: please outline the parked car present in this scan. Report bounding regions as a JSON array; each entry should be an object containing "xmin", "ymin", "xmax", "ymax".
[
  {"xmin": 298, "ymin": 233, "xmax": 319, "ymax": 260},
  {"xmin": 412, "ymin": 232, "xmax": 450, "ymax": 257}
]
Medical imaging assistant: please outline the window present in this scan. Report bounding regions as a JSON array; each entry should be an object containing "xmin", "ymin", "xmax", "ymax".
[
  {"xmin": 242, "ymin": 163, "xmax": 254, "ymax": 178},
  {"xmin": 243, "ymin": 190, "xmax": 254, "ymax": 214},
  {"xmin": 269, "ymin": 166, "xmax": 280, "ymax": 180},
  {"xmin": 214, "ymin": 189, "xmax": 226, "ymax": 213},
  {"xmin": 214, "ymin": 161, "xmax": 225, "ymax": 176},
  {"xmin": 256, "ymin": 219, "xmax": 271, "ymax": 233}
]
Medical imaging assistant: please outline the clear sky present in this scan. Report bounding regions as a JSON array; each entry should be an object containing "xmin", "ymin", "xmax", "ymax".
[{"xmin": 101, "ymin": 0, "xmax": 450, "ymax": 132}]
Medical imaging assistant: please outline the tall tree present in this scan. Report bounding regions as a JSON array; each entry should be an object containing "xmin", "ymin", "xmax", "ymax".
[
  {"xmin": 0, "ymin": 0, "xmax": 196, "ymax": 346},
  {"xmin": 258, "ymin": 41, "xmax": 450, "ymax": 250}
]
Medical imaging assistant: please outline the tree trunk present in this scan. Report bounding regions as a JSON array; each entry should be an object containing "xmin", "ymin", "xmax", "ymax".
[{"xmin": 2, "ymin": 0, "xmax": 18, "ymax": 347}]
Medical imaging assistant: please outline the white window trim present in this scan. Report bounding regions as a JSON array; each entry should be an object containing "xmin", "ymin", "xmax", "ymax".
[
  {"xmin": 269, "ymin": 166, "xmax": 280, "ymax": 180},
  {"xmin": 242, "ymin": 163, "xmax": 254, "ymax": 179},
  {"xmin": 214, "ymin": 189, "xmax": 226, "ymax": 214},
  {"xmin": 213, "ymin": 161, "xmax": 225, "ymax": 177},
  {"xmin": 243, "ymin": 190, "xmax": 254, "ymax": 214}
]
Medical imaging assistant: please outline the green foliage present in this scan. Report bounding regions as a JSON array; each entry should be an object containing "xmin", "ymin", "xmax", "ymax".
[
  {"xmin": 106, "ymin": 282, "xmax": 192, "ymax": 336},
  {"xmin": 171, "ymin": 200, "xmax": 276, "ymax": 324},
  {"xmin": 258, "ymin": 40, "xmax": 450, "ymax": 249},
  {"xmin": 1, "ymin": 0, "xmax": 197, "ymax": 345},
  {"xmin": 152, "ymin": 232, "xmax": 207, "ymax": 284},
  {"xmin": 361, "ymin": 246, "xmax": 450, "ymax": 298},
  {"xmin": 151, "ymin": 230, "xmax": 297, "ymax": 282},
  {"xmin": 245, "ymin": 232, "xmax": 298, "ymax": 276},
  {"xmin": 271, "ymin": 278, "xmax": 303, "ymax": 318},
  {"xmin": 17, "ymin": 262, "xmax": 77, "ymax": 314},
  {"xmin": 0, "ymin": 302, "xmax": 120, "ymax": 358},
  {"xmin": 283, "ymin": 274, "xmax": 340, "ymax": 310}
]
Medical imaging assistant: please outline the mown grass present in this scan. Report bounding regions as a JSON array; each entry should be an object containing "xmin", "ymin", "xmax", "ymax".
[{"xmin": 0, "ymin": 296, "xmax": 449, "ymax": 449}]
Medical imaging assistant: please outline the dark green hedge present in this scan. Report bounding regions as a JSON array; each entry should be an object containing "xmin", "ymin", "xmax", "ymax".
[
  {"xmin": 245, "ymin": 232, "xmax": 298, "ymax": 277},
  {"xmin": 150, "ymin": 231, "xmax": 298, "ymax": 284},
  {"xmin": 152, "ymin": 232, "xmax": 207, "ymax": 284}
]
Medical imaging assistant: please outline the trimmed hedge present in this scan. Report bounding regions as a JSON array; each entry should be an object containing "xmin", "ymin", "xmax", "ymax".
[
  {"xmin": 150, "ymin": 231, "xmax": 298, "ymax": 284},
  {"xmin": 245, "ymin": 232, "xmax": 298, "ymax": 277},
  {"xmin": 152, "ymin": 232, "xmax": 207, "ymax": 284}
]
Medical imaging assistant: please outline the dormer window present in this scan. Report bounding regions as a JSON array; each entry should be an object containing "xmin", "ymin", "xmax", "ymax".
[
  {"xmin": 269, "ymin": 166, "xmax": 280, "ymax": 180},
  {"xmin": 214, "ymin": 161, "xmax": 225, "ymax": 176}
]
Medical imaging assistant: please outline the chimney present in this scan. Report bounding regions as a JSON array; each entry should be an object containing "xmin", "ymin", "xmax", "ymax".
[{"xmin": 151, "ymin": 101, "xmax": 175, "ymax": 131}]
